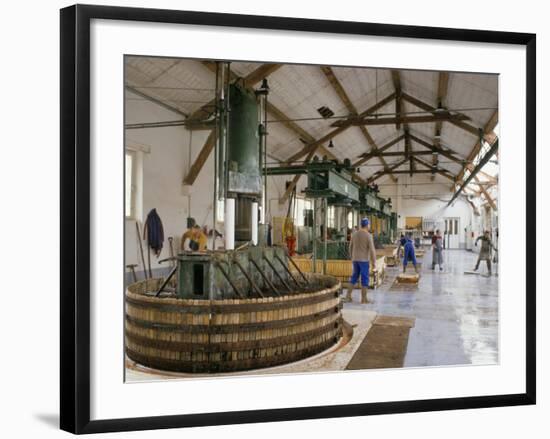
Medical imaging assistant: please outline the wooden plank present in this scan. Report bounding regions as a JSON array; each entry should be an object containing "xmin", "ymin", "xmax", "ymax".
[
  {"xmin": 437, "ymin": 72, "xmax": 450, "ymax": 105},
  {"xmin": 333, "ymin": 113, "xmax": 470, "ymax": 127},
  {"xmin": 242, "ymin": 63, "xmax": 282, "ymax": 88},
  {"xmin": 183, "ymin": 131, "xmax": 216, "ymax": 185},
  {"xmin": 391, "ymin": 70, "xmax": 403, "ymax": 130}
]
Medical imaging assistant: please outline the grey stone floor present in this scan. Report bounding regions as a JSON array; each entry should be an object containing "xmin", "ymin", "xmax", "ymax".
[{"xmin": 346, "ymin": 248, "xmax": 499, "ymax": 367}]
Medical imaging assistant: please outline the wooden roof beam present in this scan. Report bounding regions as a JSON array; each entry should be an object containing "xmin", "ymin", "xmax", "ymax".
[
  {"xmin": 352, "ymin": 134, "xmax": 408, "ymax": 166},
  {"xmin": 408, "ymin": 133, "xmax": 466, "ymax": 165},
  {"xmin": 367, "ymin": 158, "xmax": 409, "ymax": 183},
  {"xmin": 183, "ymin": 131, "xmax": 216, "ymax": 185},
  {"xmin": 391, "ymin": 70, "xmax": 403, "ymax": 131},
  {"xmin": 456, "ymin": 110, "xmax": 499, "ymax": 181},
  {"xmin": 401, "ymin": 92, "xmax": 495, "ymax": 142},
  {"xmin": 411, "ymin": 156, "xmax": 456, "ymax": 182},
  {"xmin": 433, "ymin": 72, "xmax": 450, "ymax": 180},
  {"xmin": 474, "ymin": 175, "xmax": 497, "ymax": 210},
  {"xmin": 334, "ymin": 113, "xmax": 470, "ymax": 127},
  {"xmin": 285, "ymin": 92, "xmax": 396, "ymax": 163},
  {"xmin": 321, "ymin": 66, "xmax": 397, "ymax": 182}
]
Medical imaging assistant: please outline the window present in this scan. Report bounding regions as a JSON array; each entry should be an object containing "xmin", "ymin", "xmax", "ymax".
[
  {"xmin": 125, "ymin": 151, "xmax": 136, "ymax": 218},
  {"xmin": 347, "ymin": 211, "xmax": 353, "ymax": 229},
  {"xmin": 216, "ymin": 199, "xmax": 225, "ymax": 223},
  {"xmin": 292, "ymin": 197, "xmax": 312, "ymax": 226},
  {"xmin": 327, "ymin": 205, "xmax": 336, "ymax": 228}
]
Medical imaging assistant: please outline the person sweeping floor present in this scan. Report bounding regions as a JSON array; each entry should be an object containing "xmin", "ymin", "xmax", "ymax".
[
  {"xmin": 431, "ymin": 229, "xmax": 444, "ymax": 271},
  {"xmin": 403, "ymin": 232, "xmax": 419, "ymax": 274},
  {"xmin": 343, "ymin": 217, "xmax": 377, "ymax": 304},
  {"xmin": 473, "ymin": 230, "xmax": 497, "ymax": 275}
]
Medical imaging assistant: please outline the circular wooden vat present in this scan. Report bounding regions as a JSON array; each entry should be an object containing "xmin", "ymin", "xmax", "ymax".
[{"xmin": 125, "ymin": 274, "xmax": 342, "ymax": 373}]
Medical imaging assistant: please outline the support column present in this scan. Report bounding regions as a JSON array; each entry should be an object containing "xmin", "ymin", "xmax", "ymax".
[
  {"xmin": 225, "ymin": 198, "xmax": 235, "ymax": 250},
  {"xmin": 312, "ymin": 198, "xmax": 317, "ymax": 273},
  {"xmin": 323, "ymin": 198, "xmax": 328, "ymax": 275},
  {"xmin": 251, "ymin": 201, "xmax": 259, "ymax": 245}
]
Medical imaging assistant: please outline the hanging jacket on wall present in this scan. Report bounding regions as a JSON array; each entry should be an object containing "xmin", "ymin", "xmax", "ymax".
[{"xmin": 143, "ymin": 208, "xmax": 164, "ymax": 256}]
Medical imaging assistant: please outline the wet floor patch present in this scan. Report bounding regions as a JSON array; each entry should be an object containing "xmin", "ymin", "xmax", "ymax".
[{"xmin": 345, "ymin": 315, "xmax": 415, "ymax": 370}]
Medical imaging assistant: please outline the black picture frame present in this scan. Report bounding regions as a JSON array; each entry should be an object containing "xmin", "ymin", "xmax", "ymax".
[{"xmin": 60, "ymin": 4, "xmax": 536, "ymax": 434}]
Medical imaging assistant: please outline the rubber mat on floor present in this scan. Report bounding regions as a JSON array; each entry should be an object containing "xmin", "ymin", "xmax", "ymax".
[
  {"xmin": 345, "ymin": 315, "xmax": 415, "ymax": 370},
  {"xmin": 389, "ymin": 279, "xmax": 420, "ymax": 291}
]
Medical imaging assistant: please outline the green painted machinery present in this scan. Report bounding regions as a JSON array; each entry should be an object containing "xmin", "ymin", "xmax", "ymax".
[
  {"xmin": 177, "ymin": 246, "xmax": 298, "ymax": 300},
  {"xmin": 226, "ymin": 84, "xmax": 262, "ymax": 197}
]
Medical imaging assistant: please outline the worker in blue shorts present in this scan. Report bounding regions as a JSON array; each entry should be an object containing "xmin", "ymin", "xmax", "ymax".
[
  {"xmin": 344, "ymin": 217, "xmax": 377, "ymax": 304},
  {"xmin": 403, "ymin": 233, "xmax": 418, "ymax": 273}
]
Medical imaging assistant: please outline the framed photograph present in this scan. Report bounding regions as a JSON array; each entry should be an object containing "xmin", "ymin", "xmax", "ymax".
[{"xmin": 60, "ymin": 4, "xmax": 536, "ymax": 434}]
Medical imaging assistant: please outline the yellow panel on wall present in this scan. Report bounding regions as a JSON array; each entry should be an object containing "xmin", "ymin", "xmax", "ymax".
[{"xmin": 405, "ymin": 216, "xmax": 422, "ymax": 229}]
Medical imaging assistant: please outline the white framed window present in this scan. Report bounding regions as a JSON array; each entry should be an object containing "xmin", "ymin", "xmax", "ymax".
[
  {"xmin": 327, "ymin": 205, "xmax": 336, "ymax": 228},
  {"xmin": 216, "ymin": 199, "xmax": 225, "ymax": 223},
  {"xmin": 347, "ymin": 211, "xmax": 353, "ymax": 229},
  {"xmin": 292, "ymin": 197, "xmax": 312, "ymax": 226}
]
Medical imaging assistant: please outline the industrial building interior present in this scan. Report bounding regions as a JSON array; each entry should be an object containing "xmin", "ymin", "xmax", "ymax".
[{"xmin": 124, "ymin": 57, "xmax": 499, "ymax": 380}]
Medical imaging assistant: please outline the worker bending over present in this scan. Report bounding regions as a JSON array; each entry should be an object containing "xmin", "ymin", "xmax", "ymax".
[
  {"xmin": 397, "ymin": 233, "xmax": 407, "ymax": 259},
  {"xmin": 473, "ymin": 230, "xmax": 497, "ymax": 275},
  {"xmin": 181, "ymin": 224, "xmax": 208, "ymax": 252},
  {"xmin": 402, "ymin": 233, "xmax": 418, "ymax": 273},
  {"xmin": 344, "ymin": 218, "xmax": 377, "ymax": 304}
]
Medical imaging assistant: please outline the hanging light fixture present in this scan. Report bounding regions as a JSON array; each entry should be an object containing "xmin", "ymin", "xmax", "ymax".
[{"xmin": 328, "ymin": 139, "xmax": 334, "ymax": 148}]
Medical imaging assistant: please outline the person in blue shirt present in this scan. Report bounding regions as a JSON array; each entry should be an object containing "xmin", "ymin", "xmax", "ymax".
[{"xmin": 402, "ymin": 233, "xmax": 418, "ymax": 273}]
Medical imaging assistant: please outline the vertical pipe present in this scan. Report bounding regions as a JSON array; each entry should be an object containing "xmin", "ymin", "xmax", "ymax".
[
  {"xmin": 264, "ymin": 92, "xmax": 268, "ymax": 222},
  {"xmin": 251, "ymin": 201, "xmax": 259, "ymax": 245},
  {"xmin": 323, "ymin": 198, "xmax": 328, "ymax": 275},
  {"xmin": 212, "ymin": 63, "xmax": 221, "ymax": 251},
  {"xmin": 312, "ymin": 198, "xmax": 317, "ymax": 273},
  {"xmin": 223, "ymin": 63, "xmax": 231, "ymax": 200},
  {"xmin": 255, "ymin": 81, "xmax": 269, "ymax": 226},
  {"xmin": 225, "ymin": 198, "xmax": 235, "ymax": 250}
]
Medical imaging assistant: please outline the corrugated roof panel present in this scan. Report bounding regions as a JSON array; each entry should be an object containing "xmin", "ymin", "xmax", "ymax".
[
  {"xmin": 335, "ymin": 67, "xmax": 395, "ymax": 115},
  {"xmin": 447, "ymin": 72, "xmax": 498, "ymax": 128},
  {"xmin": 125, "ymin": 56, "xmax": 181, "ymax": 81},
  {"xmin": 400, "ymin": 69, "xmax": 439, "ymax": 106},
  {"xmin": 124, "ymin": 57, "xmax": 499, "ymax": 189}
]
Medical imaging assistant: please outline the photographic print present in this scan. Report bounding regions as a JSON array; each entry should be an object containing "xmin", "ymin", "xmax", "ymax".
[
  {"xmin": 124, "ymin": 57, "xmax": 499, "ymax": 380},
  {"xmin": 60, "ymin": 5, "xmax": 535, "ymax": 432}
]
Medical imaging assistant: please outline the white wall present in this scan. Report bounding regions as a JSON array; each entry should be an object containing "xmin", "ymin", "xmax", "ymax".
[
  {"xmin": 378, "ymin": 174, "xmax": 474, "ymax": 247},
  {"xmin": 124, "ymin": 90, "xmax": 212, "ymax": 273}
]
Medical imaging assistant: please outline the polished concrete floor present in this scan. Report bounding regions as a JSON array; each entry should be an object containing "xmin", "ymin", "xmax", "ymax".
[{"xmin": 345, "ymin": 248, "xmax": 499, "ymax": 367}]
